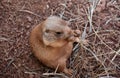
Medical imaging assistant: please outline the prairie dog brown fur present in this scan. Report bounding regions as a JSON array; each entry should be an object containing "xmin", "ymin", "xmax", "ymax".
[{"xmin": 29, "ymin": 16, "xmax": 80, "ymax": 75}]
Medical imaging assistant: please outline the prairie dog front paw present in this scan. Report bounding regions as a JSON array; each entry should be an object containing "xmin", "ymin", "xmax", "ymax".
[{"xmin": 73, "ymin": 30, "xmax": 81, "ymax": 37}]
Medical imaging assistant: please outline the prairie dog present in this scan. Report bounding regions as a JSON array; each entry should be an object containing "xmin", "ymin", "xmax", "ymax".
[{"xmin": 29, "ymin": 16, "xmax": 80, "ymax": 75}]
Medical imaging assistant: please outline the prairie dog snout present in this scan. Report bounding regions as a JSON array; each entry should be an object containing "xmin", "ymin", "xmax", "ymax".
[{"xmin": 29, "ymin": 16, "xmax": 80, "ymax": 76}]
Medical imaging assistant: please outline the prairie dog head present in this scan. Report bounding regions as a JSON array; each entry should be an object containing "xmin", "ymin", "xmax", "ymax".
[{"xmin": 42, "ymin": 16, "xmax": 72, "ymax": 47}]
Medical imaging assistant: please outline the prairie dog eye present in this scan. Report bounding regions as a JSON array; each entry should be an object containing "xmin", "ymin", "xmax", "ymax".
[
  {"xmin": 55, "ymin": 32, "xmax": 63, "ymax": 35},
  {"xmin": 55, "ymin": 32, "xmax": 64, "ymax": 38},
  {"xmin": 45, "ymin": 30, "xmax": 50, "ymax": 33}
]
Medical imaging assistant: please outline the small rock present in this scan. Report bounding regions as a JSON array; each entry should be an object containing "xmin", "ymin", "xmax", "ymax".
[{"xmin": 26, "ymin": 16, "xmax": 32, "ymax": 22}]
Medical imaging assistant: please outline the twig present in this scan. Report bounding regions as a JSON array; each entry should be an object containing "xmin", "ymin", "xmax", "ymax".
[
  {"xmin": 24, "ymin": 71, "xmax": 37, "ymax": 74},
  {"xmin": 54, "ymin": 64, "xmax": 59, "ymax": 73},
  {"xmin": 86, "ymin": 30, "xmax": 116, "ymax": 38},
  {"xmin": 105, "ymin": 55, "xmax": 120, "ymax": 69},
  {"xmin": 3, "ymin": 58, "xmax": 14, "ymax": 73},
  {"xmin": 43, "ymin": 72, "xmax": 69, "ymax": 78},
  {"xmin": 19, "ymin": 9, "xmax": 41, "ymax": 18},
  {"xmin": 24, "ymin": 66, "xmax": 41, "ymax": 72},
  {"xmin": 0, "ymin": 37, "xmax": 8, "ymax": 41},
  {"xmin": 111, "ymin": 49, "xmax": 120, "ymax": 62},
  {"xmin": 59, "ymin": 1, "xmax": 67, "ymax": 18},
  {"xmin": 87, "ymin": 0, "xmax": 100, "ymax": 33}
]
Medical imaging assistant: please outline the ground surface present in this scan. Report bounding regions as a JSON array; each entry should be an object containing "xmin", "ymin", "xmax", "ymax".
[{"xmin": 0, "ymin": 0, "xmax": 120, "ymax": 78}]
